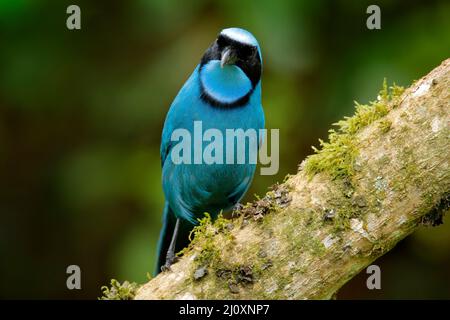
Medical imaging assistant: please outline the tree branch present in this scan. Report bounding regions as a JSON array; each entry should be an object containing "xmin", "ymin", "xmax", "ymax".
[{"xmin": 135, "ymin": 59, "xmax": 450, "ymax": 300}]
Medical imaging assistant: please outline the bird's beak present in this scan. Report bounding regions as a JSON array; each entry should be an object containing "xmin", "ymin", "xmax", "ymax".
[{"xmin": 220, "ymin": 47, "xmax": 237, "ymax": 68}]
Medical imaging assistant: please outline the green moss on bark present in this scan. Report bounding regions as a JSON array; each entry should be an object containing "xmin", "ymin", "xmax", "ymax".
[{"xmin": 305, "ymin": 80, "xmax": 404, "ymax": 179}]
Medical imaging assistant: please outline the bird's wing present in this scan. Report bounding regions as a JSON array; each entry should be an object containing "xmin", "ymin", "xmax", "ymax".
[
  {"xmin": 160, "ymin": 104, "xmax": 179, "ymax": 167},
  {"xmin": 258, "ymin": 103, "xmax": 265, "ymax": 149},
  {"xmin": 160, "ymin": 67, "xmax": 200, "ymax": 167},
  {"xmin": 226, "ymin": 173, "xmax": 254, "ymax": 205},
  {"xmin": 160, "ymin": 134, "xmax": 172, "ymax": 168}
]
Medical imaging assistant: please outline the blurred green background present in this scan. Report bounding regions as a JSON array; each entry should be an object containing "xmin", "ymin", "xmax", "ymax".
[{"xmin": 0, "ymin": 0, "xmax": 449, "ymax": 299}]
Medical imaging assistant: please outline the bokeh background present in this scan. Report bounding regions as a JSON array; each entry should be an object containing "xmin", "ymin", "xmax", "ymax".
[{"xmin": 0, "ymin": 0, "xmax": 449, "ymax": 299}]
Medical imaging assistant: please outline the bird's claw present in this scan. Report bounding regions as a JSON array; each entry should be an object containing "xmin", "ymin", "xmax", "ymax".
[
  {"xmin": 160, "ymin": 264, "xmax": 171, "ymax": 272},
  {"xmin": 232, "ymin": 203, "xmax": 243, "ymax": 216},
  {"xmin": 161, "ymin": 255, "xmax": 179, "ymax": 272}
]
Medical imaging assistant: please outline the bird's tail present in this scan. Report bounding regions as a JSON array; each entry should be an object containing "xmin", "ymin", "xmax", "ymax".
[
  {"xmin": 154, "ymin": 202, "xmax": 191, "ymax": 275},
  {"xmin": 155, "ymin": 202, "xmax": 175, "ymax": 275}
]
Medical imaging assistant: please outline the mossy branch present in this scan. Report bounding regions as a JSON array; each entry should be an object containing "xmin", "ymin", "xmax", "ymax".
[{"xmin": 135, "ymin": 59, "xmax": 450, "ymax": 300}]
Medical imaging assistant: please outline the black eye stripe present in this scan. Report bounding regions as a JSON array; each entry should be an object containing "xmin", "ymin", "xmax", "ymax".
[
  {"xmin": 217, "ymin": 34, "xmax": 257, "ymax": 54},
  {"xmin": 216, "ymin": 35, "xmax": 227, "ymax": 48},
  {"xmin": 238, "ymin": 46, "xmax": 255, "ymax": 59}
]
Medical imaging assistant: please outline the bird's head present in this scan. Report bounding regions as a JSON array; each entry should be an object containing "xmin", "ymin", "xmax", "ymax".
[{"xmin": 199, "ymin": 28, "xmax": 262, "ymax": 107}]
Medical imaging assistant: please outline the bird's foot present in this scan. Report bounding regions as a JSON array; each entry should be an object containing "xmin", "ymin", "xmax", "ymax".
[
  {"xmin": 160, "ymin": 264, "xmax": 171, "ymax": 272},
  {"xmin": 232, "ymin": 203, "xmax": 243, "ymax": 215},
  {"xmin": 161, "ymin": 253, "xmax": 179, "ymax": 272}
]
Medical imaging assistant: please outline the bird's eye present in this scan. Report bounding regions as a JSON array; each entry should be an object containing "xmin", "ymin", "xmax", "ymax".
[
  {"xmin": 216, "ymin": 36, "xmax": 227, "ymax": 48},
  {"xmin": 239, "ymin": 46, "xmax": 256, "ymax": 60}
]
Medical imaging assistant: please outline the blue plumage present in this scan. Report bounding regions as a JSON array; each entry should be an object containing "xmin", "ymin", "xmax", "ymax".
[{"xmin": 156, "ymin": 28, "xmax": 264, "ymax": 274}]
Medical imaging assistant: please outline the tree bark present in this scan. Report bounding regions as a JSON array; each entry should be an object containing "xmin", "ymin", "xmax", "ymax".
[{"xmin": 135, "ymin": 59, "xmax": 450, "ymax": 300}]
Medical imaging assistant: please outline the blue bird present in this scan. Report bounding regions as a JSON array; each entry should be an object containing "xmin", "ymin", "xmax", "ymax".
[{"xmin": 156, "ymin": 28, "xmax": 264, "ymax": 274}]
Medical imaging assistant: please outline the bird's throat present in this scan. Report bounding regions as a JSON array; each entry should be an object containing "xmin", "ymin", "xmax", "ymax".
[{"xmin": 199, "ymin": 60, "xmax": 253, "ymax": 108}]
